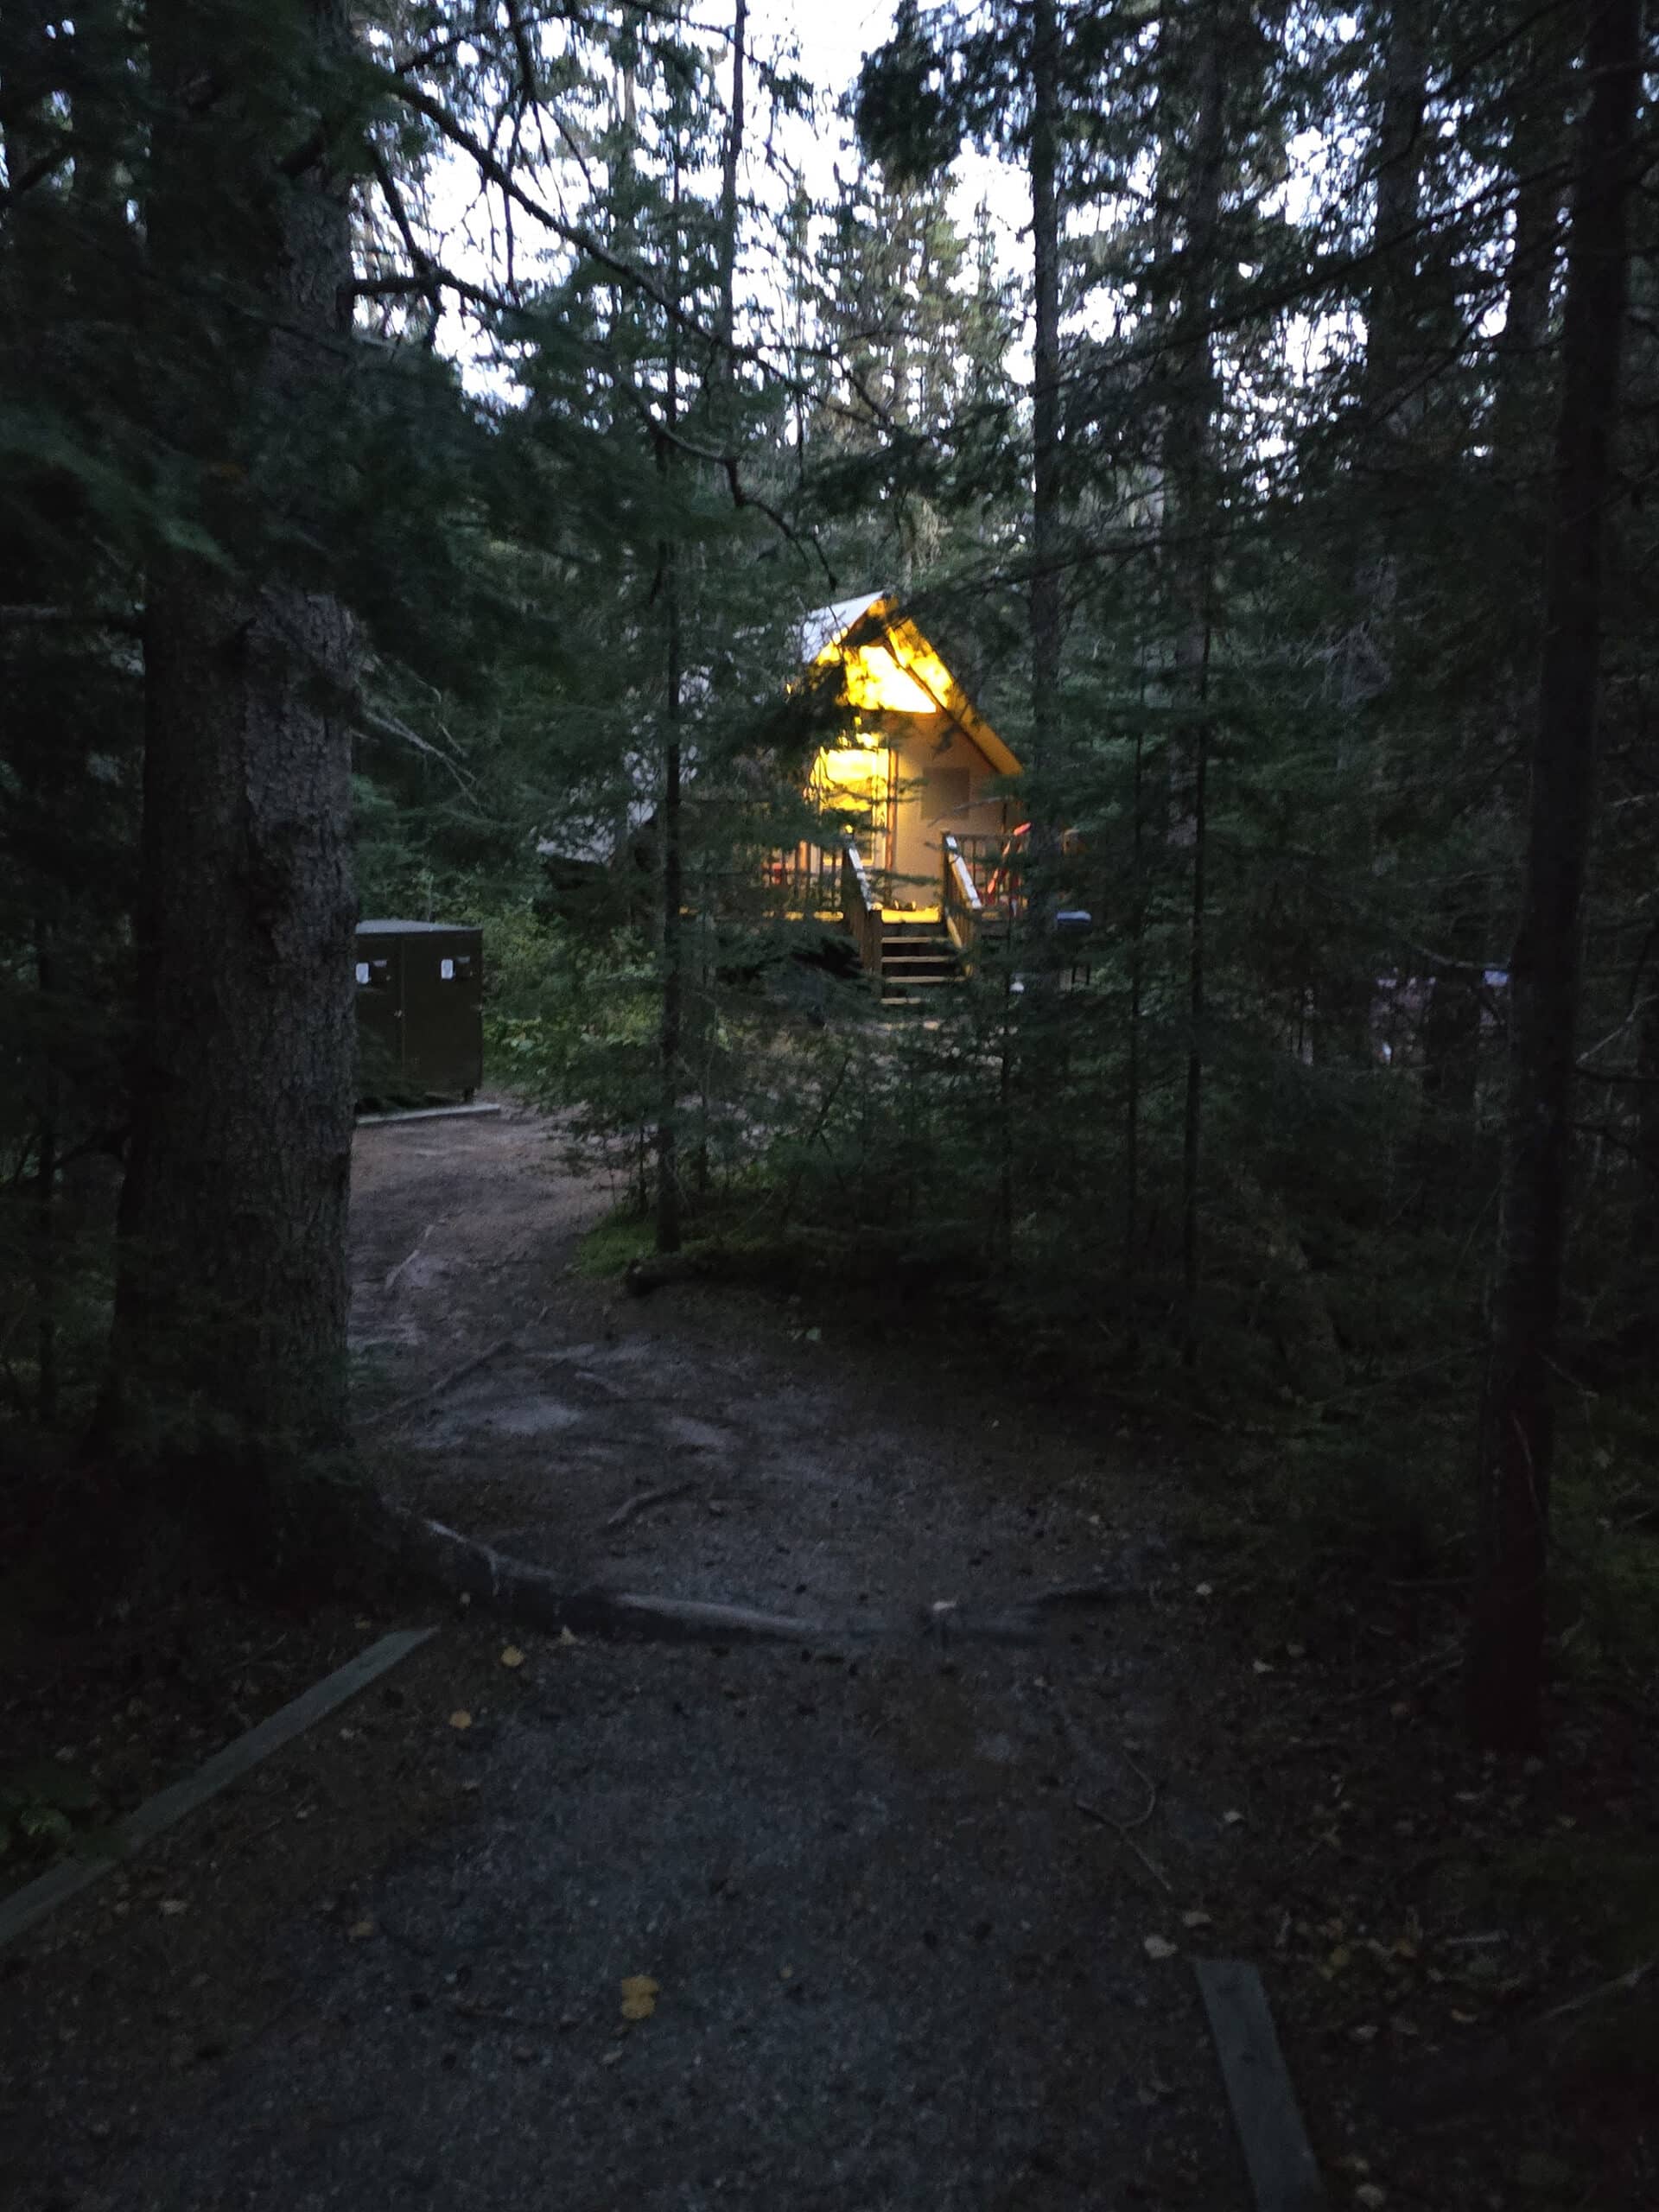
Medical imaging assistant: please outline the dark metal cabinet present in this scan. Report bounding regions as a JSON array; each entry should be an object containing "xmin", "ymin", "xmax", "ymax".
[{"xmin": 354, "ymin": 921, "xmax": 484, "ymax": 1105}]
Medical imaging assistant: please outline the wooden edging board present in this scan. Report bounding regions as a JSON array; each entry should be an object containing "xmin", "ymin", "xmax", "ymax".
[
  {"xmin": 1194, "ymin": 1958, "xmax": 1328, "ymax": 2212},
  {"xmin": 355, "ymin": 1103, "xmax": 502, "ymax": 1127},
  {"xmin": 0, "ymin": 1626, "xmax": 438, "ymax": 1955}
]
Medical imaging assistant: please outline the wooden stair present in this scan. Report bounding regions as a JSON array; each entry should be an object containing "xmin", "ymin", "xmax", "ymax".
[{"xmin": 878, "ymin": 918, "xmax": 963, "ymax": 1005}]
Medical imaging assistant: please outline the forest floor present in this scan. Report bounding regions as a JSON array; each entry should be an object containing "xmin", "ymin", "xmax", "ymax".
[{"xmin": 1, "ymin": 1103, "xmax": 1653, "ymax": 2211}]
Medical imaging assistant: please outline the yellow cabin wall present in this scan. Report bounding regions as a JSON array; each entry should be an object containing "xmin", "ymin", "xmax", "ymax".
[
  {"xmin": 804, "ymin": 607, "xmax": 1020, "ymax": 915},
  {"xmin": 888, "ymin": 719, "xmax": 1013, "ymax": 906},
  {"xmin": 808, "ymin": 715, "xmax": 1014, "ymax": 912}
]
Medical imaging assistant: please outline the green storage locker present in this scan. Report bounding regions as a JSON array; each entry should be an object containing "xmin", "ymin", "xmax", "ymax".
[{"xmin": 354, "ymin": 920, "xmax": 484, "ymax": 1106}]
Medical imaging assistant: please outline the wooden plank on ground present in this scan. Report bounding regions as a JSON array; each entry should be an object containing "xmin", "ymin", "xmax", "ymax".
[
  {"xmin": 0, "ymin": 1627, "xmax": 437, "ymax": 1954},
  {"xmin": 355, "ymin": 1103, "xmax": 501, "ymax": 1127},
  {"xmin": 1194, "ymin": 1957, "xmax": 1327, "ymax": 2212}
]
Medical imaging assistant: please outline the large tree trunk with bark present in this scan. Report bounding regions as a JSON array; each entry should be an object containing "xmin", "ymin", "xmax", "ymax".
[
  {"xmin": 1027, "ymin": 0, "xmax": 1064, "ymax": 794},
  {"xmin": 1466, "ymin": 0, "xmax": 1642, "ymax": 1752},
  {"xmin": 1363, "ymin": 0, "xmax": 1429, "ymax": 438},
  {"xmin": 655, "ymin": 140, "xmax": 686, "ymax": 1259},
  {"xmin": 1163, "ymin": 14, "xmax": 1226, "ymax": 1369},
  {"xmin": 716, "ymin": 0, "xmax": 747, "ymax": 372},
  {"xmin": 102, "ymin": 0, "xmax": 360, "ymax": 1551}
]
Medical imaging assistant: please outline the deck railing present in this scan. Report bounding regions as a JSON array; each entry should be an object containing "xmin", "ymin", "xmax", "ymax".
[
  {"xmin": 953, "ymin": 829, "xmax": 1027, "ymax": 918},
  {"xmin": 948, "ymin": 832, "xmax": 1008, "ymax": 903},
  {"xmin": 764, "ymin": 841, "xmax": 841, "ymax": 915},
  {"xmin": 941, "ymin": 834, "xmax": 983, "ymax": 965},
  {"xmin": 840, "ymin": 839, "xmax": 883, "ymax": 977}
]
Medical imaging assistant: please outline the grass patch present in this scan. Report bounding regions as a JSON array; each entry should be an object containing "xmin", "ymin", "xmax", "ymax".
[
  {"xmin": 573, "ymin": 1210, "xmax": 657, "ymax": 1279},
  {"xmin": 1436, "ymin": 1834, "xmax": 1659, "ymax": 1973}
]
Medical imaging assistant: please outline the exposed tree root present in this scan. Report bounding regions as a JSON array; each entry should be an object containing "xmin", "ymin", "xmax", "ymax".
[
  {"xmin": 374, "ymin": 1502, "xmax": 832, "ymax": 1642},
  {"xmin": 361, "ymin": 1338, "xmax": 518, "ymax": 1431},
  {"xmin": 372, "ymin": 1500, "xmax": 1147, "ymax": 1649},
  {"xmin": 604, "ymin": 1480, "xmax": 697, "ymax": 1534}
]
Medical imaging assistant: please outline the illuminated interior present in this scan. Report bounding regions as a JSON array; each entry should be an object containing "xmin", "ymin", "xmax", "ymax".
[
  {"xmin": 783, "ymin": 603, "xmax": 1016, "ymax": 924},
  {"xmin": 810, "ymin": 745, "xmax": 889, "ymax": 870},
  {"xmin": 818, "ymin": 638, "xmax": 950, "ymax": 716},
  {"xmin": 813, "ymin": 746, "xmax": 889, "ymax": 800}
]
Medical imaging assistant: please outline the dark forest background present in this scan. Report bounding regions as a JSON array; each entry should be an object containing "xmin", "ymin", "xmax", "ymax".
[{"xmin": 2, "ymin": 0, "xmax": 1656, "ymax": 1764}]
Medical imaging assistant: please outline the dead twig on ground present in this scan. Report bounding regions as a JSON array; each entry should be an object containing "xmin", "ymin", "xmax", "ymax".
[
  {"xmin": 1383, "ymin": 1955, "xmax": 1657, "ymax": 2128},
  {"xmin": 1327, "ymin": 1637, "xmax": 1463, "ymax": 1709},
  {"xmin": 361, "ymin": 1338, "xmax": 518, "ymax": 1430},
  {"xmin": 382, "ymin": 1226, "xmax": 434, "ymax": 1294},
  {"xmin": 604, "ymin": 1481, "xmax": 696, "ymax": 1535},
  {"xmin": 1052, "ymin": 1687, "xmax": 1173, "ymax": 1891},
  {"xmin": 1074, "ymin": 1790, "xmax": 1174, "ymax": 1893}
]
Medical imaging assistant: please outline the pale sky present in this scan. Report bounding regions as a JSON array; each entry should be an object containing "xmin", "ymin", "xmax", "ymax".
[
  {"xmin": 749, "ymin": 0, "xmax": 1027, "ymax": 251},
  {"xmin": 414, "ymin": 1, "xmax": 1030, "ymax": 381}
]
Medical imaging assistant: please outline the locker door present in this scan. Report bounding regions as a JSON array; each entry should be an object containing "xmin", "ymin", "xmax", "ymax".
[{"xmin": 354, "ymin": 936, "xmax": 404, "ymax": 1101}]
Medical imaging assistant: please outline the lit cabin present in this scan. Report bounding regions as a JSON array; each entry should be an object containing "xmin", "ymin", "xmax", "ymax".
[
  {"xmin": 785, "ymin": 593, "xmax": 1025, "ymax": 995},
  {"xmin": 801, "ymin": 592, "xmax": 1022, "ymax": 900}
]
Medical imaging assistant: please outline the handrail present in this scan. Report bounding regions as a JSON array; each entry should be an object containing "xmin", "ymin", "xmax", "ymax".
[
  {"xmin": 942, "ymin": 834, "xmax": 982, "ymax": 964},
  {"xmin": 840, "ymin": 839, "xmax": 883, "ymax": 978},
  {"xmin": 950, "ymin": 831, "xmax": 1003, "ymax": 899},
  {"xmin": 766, "ymin": 840, "xmax": 839, "ymax": 915}
]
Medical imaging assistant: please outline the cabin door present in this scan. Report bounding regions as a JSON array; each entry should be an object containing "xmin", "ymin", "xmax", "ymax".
[{"xmin": 814, "ymin": 746, "xmax": 895, "ymax": 874}]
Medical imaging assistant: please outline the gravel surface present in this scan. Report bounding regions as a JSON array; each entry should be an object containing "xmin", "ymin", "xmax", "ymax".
[{"xmin": 1, "ymin": 1107, "xmax": 1260, "ymax": 2212}]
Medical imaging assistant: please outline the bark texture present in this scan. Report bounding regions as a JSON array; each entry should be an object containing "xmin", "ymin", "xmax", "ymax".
[
  {"xmin": 715, "ymin": 0, "xmax": 747, "ymax": 367},
  {"xmin": 105, "ymin": 0, "xmax": 359, "ymax": 1527},
  {"xmin": 1027, "ymin": 0, "xmax": 1064, "ymax": 792},
  {"xmin": 655, "ymin": 143, "xmax": 686, "ymax": 1258},
  {"xmin": 1163, "ymin": 15, "xmax": 1226, "ymax": 1368},
  {"xmin": 1362, "ymin": 0, "xmax": 1429, "ymax": 434},
  {"xmin": 1466, "ymin": 0, "xmax": 1642, "ymax": 1751}
]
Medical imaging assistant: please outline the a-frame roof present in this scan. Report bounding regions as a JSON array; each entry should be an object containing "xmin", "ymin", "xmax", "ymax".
[{"xmin": 800, "ymin": 593, "xmax": 1022, "ymax": 782}]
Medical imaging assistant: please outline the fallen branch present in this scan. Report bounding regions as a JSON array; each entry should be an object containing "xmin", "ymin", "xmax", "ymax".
[
  {"xmin": 1538, "ymin": 1954, "xmax": 1653, "ymax": 2027},
  {"xmin": 370, "ymin": 1503, "xmax": 1156, "ymax": 1650},
  {"xmin": 1075, "ymin": 1793, "xmax": 1174, "ymax": 1893},
  {"xmin": 1381, "ymin": 1956, "xmax": 1657, "ymax": 2129},
  {"xmin": 1328, "ymin": 1638, "xmax": 1463, "ymax": 1709},
  {"xmin": 360, "ymin": 1337, "xmax": 517, "ymax": 1429},
  {"xmin": 604, "ymin": 1481, "xmax": 696, "ymax": 1535},
  {"xmin": 382, "ymin": 1225, "xmax": 435, "ymax": 1294},
  {"xmin": 1051, "ymin": 1685, "xmax": 1173, "ymax": 1891},
  {"xmin": 374, "ymin": 1503, "xmax": 829, "ymax": 1643}
]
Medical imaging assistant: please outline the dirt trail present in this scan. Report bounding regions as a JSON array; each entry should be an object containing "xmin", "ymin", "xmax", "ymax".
[{"xmin": 5, "ymin": 1108, "xmax": 1263, "ymax": 2212}]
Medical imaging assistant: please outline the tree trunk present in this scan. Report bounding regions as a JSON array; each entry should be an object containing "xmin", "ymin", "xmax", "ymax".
[
  {"xmin": 102, "ymin": 0, "xmax": 359, "ymax": 1545},
  {"xmin": 1165, "ymin": 16, "xmax": 1225, "ymax": 1370},
  {"xmin": 715, "ymin": 0, "xmax": 746, "ymax": 372},
  {"xmin": 1466, "ymin": 0, "xmax": 1642, "ymax": 1753},
  {"xmin": 1363, "ymin": 0, "xmax": 1429, "ymax": 434},
  {"xmin": 1123, "ymin": 720, "xmax": 1145, "ymax": 1370},
  {"xmin": 657, "ymin": 634, "xmax": 684, "ymax": 1255},
  {"xmin": 1628, "ymin": 942, "xmax": 1659, "ymax": 1348},
  {"xmin": 1495, "ymin": 34, "xmax": 1565, "ymax": 444},
  {"xmin": 1027, "ymin": 0, "xmax": 1064, "ymax": 793},
  {"xmin": 1179, "ymin": 671, "xmax": 1210, "ymax": 1373},
  {"xmin": 655, "ymin": 138, "xmax": 686, "ymax": 1259}
]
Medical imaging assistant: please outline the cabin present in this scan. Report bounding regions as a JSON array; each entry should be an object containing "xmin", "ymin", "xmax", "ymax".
[
  {"xmin": 782, "ymin": 593, "xmax": 1025, "ymax": 999},
  {"xmin": 798, "ymin": 592, "xmax": 1022, "ymax": 897},
  {"xmin": 533, "ymin": 591, "xmax": 1029, "ymax": 1001}
]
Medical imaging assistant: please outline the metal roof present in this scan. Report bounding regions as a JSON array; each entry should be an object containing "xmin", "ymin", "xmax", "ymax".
[
  {"xmin": 799, "ymin": 591, "xmax": 887, "ymax": 662},
  {"xmin": 356, "ymin": 918, "xmax": 480, "ymax": 935},
  {"xmin": 799, "ymin": 591, "xmax": 1022, "ymax": 781}
]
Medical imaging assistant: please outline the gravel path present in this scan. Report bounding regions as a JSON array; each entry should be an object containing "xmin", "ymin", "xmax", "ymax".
[{"xmin": 3, "ymin": 1109, "xmax": 1259, "ymax": 2212}]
